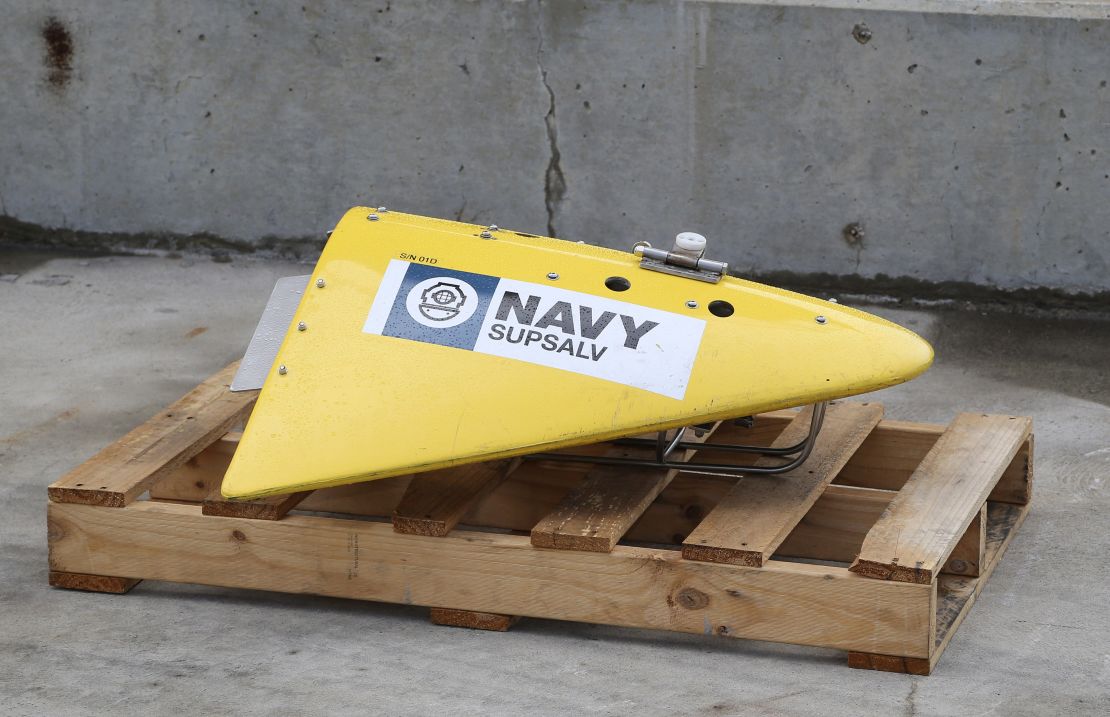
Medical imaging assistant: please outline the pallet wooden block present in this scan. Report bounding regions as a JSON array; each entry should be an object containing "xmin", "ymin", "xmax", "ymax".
[{"xmin": 47, "ymin": 362, "xmax": 1034, "ymax": 675}]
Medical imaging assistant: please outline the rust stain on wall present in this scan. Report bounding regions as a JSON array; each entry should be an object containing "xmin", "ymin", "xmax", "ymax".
[{"xmin": 42, "ymin": 17, "xmax": 74, "ymax": 89}]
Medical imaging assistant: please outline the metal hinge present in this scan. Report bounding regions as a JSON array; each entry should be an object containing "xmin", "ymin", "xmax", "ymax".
[{"xmin": 633, "ymin": 232, "xmax": 729, "ymax": 284}]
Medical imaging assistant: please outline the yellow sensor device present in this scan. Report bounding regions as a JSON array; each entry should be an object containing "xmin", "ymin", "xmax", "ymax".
[{"xmin": 221, "ymin": 208, "xmax": 932, "ymax": 499}]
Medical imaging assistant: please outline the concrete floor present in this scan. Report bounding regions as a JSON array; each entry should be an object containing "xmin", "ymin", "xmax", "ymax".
[{"xmin": 1, "ymin": 251, "xmax": 1108, "ymax": 716}]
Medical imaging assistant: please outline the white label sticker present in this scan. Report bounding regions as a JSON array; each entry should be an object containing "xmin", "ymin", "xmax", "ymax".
[{"xmin": 363, "ymin": 260, "xmax": 706, "ymax": 399}]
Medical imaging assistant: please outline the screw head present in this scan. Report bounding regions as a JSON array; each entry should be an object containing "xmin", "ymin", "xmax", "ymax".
[
  {"xmin": 326, "ymin": 230, "xmax": 333, "ymax": 238},
  {"xmin": 487, "ymin": 224, "xmax": 499, "ymax": 232},
  {"xmin": 278, "ymin": 364, "xmax": 287, "ymax": 375},
  {"xmin": 480, "ymin": 231, "xmax": 493, "ymax": 239},
  {"xmin": 546, "ymin": 272, "xmax": 559, "ymax": 280},
  {"xmin": 316, "ymin": 278, "xmax": 326, "ymax": 288},
  {"xmin": 377, "ymin": 206, "xmax": 388, "ymax": 213},
  {"xmin": 815, "ymin": 315, "xmax": 827, "ymax": 324},
  {"xmin": 297, "ymin": 321, "xmax": 307, "ymax": 332},
  {"xmin": 827, "ymin": 298, "xmax": 839, "ymax": 304},
  {"xmin": 686, "ymin": 300, "xmax": 699, "ymax": 309},
  {"xmin": 368, "ymin": 213, "xmax": 379, "ymax": 221}
]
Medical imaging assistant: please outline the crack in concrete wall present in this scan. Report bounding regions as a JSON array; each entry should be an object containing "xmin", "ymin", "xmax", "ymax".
[{"xmin": 537, "ymin": 3, "xmax": 566, "ymax": 239}]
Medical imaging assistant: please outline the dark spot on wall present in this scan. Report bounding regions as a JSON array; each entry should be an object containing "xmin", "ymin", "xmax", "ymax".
[
  {"xmin": 975, "ymin": 58, "xmax": 983, "ymax": 65},
  {"xmin": 907, "ymin": 64, "xmax": 917, "ymax": 73},
  {"xmin": 851, "ymin": 23, "xmax": 872, "ymax": 44},
  {"xmin": 41, "ymin": 17, "xmax": 74, "ymax": 90},
  {"xmin": 1059, "ymin": 108, "xmax": 1067, "ymax": 118},
  {"xmin": 842, "ymin": 222, "xmax": 865, "ymax": 247}
]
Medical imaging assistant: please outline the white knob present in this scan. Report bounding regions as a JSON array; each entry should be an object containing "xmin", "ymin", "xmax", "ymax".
[
  {"xmin": 675, "ymin": 232, "xmax": 707, "ymax": 253},
  {"xmin": 673, "ymin": 232, "xmax": 707, "ymax": 261}
]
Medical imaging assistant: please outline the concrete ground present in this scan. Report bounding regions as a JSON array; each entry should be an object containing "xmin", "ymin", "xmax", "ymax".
[{"xmin": 1, "ymin": 251, "xmax": 1108, "ymax": 716}]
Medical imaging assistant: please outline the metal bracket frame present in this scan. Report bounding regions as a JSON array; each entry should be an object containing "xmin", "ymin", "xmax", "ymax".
[{"xmin": 528, "ymin": 401, "xmax": 828, "ymax": 477}]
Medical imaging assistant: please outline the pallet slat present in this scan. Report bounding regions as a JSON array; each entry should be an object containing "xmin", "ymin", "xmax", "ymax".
[
  {"xmin": 48, "ymin": 500, "xmax": 934, "ymax": 658},
  {"xmin": 49, "ymin": 363, "xmax": 256, "ymax": 507},
  {"xmin": 202, "ymin": 489, "xmax": 312, "ymax": 520},
  {"xmin": 850, "ymin": 414, "xmax": 1032, "ymax": 584},
  {"xmin": 683, "ymin": 402, "xmax": 883, "ymax": 567},
  {"xmin": 530, "ymin": 424, "xmax": 719, "ymax": 552},
  {"xmin": 48, "ymin": 570, "xmax": 141, "ymax": 594},
  {"xmin": 430, "ymin": 608, "xmax": 520, "ymax": 631},
  {"xmin": 394, "ymin": 459, "xmax": 519, "ymax": 537}
]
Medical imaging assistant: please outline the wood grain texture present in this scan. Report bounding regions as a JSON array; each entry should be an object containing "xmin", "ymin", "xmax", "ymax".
[
  {"xmin": 850, "ymin": 414, "xmax": 1032, "ymax": 584},
  {"xmin": 202, "ymin": 489, "xmax": 312, "ymax": 520},
  {"xmin": 48, "ymin": 500, "xmax": 933, "ymax": 657},
  {"xmin": 847, "ymin": 652, "xmax": 931, "ymax": 675},
  {"xmin": 848, "ymin": 501, "xmax": 1030, "ymax": 674},
  {"xmin": 683, "ymin": 402, "xmax": 883, "ymax": 567},
  {"xmin": 837, "ymin": 421, "xmax": 1034, "ymax": 505},
  {"xmin": 530, "ymin": 424, "xmax": 720, "ymax": 552},
  {"xmin": 49, "ymin": 363, "xmax": 255, "ymax": 507},
  {"xmin": 48, "ymin": 570, "xmax": 140, "ymax": 594},
  {"xmin": 430, "ymin": 608, "xmax": 520, "ymax": 631},
  {"xmin": 154, "ymin": 464, "xmax": 897, "ymax": 564},
  {"xmin": 150, "ymin": 433, "xmax": 898, "ymax": 564},
  {"xmin": 943, "ymin": 503, "xmax": 985, "ymax": 577},
  {"xmin": 393, "ymin": 459, "xmax": 519, "ymax": 536},
  {"xmin": 151, "ymin": 432, "xmax": 241, "ymax": 500},
  {"xmin": 774, "ymin": 484, "xmax": 893, "ymax": 563}
]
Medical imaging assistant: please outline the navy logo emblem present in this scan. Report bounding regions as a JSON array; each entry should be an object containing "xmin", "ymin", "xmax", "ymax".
[{"xmin": 405, "ymin": 276, "xmax": 479, "ymax": 328}]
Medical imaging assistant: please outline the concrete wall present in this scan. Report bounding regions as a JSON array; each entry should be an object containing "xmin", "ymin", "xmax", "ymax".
[{"xmin": 1, "ymin": 0, "xmax": 1108, "ymax": 292}]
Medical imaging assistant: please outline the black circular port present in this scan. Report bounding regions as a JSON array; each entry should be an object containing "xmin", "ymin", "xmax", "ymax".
[
  {"xmin": 708, "ymin": 300, "xmax": 734, "ymax": 317},
  {"xmin": 605, "ymin": 276, "xmax": 631, "ymax": 292}
]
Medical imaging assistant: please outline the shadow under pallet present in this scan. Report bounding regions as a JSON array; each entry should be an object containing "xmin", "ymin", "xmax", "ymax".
[{"xmin": 47, "ymin": 362, "xmax": 1033, "ymax": 675}]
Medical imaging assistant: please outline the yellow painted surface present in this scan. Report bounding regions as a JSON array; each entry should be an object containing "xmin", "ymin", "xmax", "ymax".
[{"xmin": 221, "ymin": 208, "xmax": 932, "ymax": 498}]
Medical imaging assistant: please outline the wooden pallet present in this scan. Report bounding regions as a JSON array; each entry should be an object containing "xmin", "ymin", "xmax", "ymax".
[{"xmin": 47, "ymin": 362, "xmax": 1034, "ymax": 675}]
